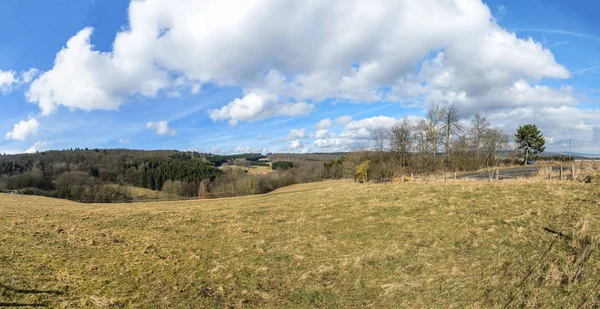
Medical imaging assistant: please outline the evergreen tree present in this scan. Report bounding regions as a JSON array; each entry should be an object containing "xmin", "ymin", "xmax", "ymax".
[{"xmin": 515, "ymin": 124, "xmax": 546, "ymax": 163}]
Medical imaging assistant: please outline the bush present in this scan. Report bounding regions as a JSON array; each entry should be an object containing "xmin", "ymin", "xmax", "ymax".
[
  {"xmin": 272, "ymin": 161, "xmax": 295, "ymax": 170},
  {"xmin": 55, "ymin": 171, "xmax": 131, "ymax": 202},
  {"xmin": 6, "ymin": 169, "xmax": 54, "ymax": 191},
  {"xmin": 162, "ymin": 180, "xmax": 198, "ymax": 198},
  {"xmin": 233, "ymin": 158, "xmax": 251, "ymax": 167},
  {"xmin": 209, "ymin": 166, "xmax": 312, "ymax": 198}
]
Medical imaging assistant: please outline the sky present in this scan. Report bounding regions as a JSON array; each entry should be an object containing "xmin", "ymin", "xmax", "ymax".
[{"xmin": 1, "ymin": 0, "xmax": 599, "ymax": 155}]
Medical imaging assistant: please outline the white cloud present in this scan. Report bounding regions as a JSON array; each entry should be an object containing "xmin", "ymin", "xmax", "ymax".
[
  {"xmin": 21, "ymin": 69, "xmax": 39, "ymax": 83},
  {"xmin": 315, "ymin": 129, "xmax": 329, "ymax": 139},
  {"xmin": 25, "ymin": 141, "xmax": 52, "ymax": 154},
  {"xmin": 0, "ymin": 70, "xmax": 18, "ymax": 94},
  {"xmin": 312, "ymin": 116, "xmax": 398, "ymax": 151},
  {"xmin": 209, "ymin": 90, "xmax": 314, "ymax": 125},
  {"xmin": 335, "ymin": 115, "xmax": 353, "ymax": 126},
  {"xmin": 314, "ymin": 118, "xmax": 332, "ymax": 130},
  {"xmin": 0, "ymin": 69, "xmax": 39, "ymax": 94},
  {"xmin": 281, "ymin": 128, "xmax": 310, "ymax": 141},
  {"xmin": 146, "ymin": 121, "xmax": 176, "ymax": 136},
  {"xmin": 5, "ymin": 118, "xmax": 40, "ymax": 140},
  {"xmin": 118, "ymin": 138, "xmax": 131, "ymax": 144},
  {"xmin": 24, "ymin": 0, "xmax": 574, "ymax": 125},
  {"xmin": 27, "ymin": 27, "xmax": 168, "ymax": 115},
  {"xmin": 341, "ymin": 116, "xmax": 397, "ymax": 138},
  {"xmin": 286, "ymin": 139, "xmax": 304, "ymax": 150},
  {"xmin": 233, "ymin": 145, "xmax": 269, "ymax": 154}
]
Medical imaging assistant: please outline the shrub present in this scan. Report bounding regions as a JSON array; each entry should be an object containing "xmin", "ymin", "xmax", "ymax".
[
  {"xmin": 55, "ymin": 171, "xmax": 131, "ymax": 202},
  {"xmin": 162, "ymin": 180, "xmax": 198, "ymax": 198},
  {"xmin": 6, "ymin": 169, "xmax": 54, "ymax": 191},
  {"xmin": 272, "ymin": 161, "xmax": 295, "ymax": 170}
]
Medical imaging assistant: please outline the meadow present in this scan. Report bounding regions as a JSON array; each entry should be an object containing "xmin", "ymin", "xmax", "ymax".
[{"xmin": 1, "ymin": 178, "xmax": 600, "ymax": 308}]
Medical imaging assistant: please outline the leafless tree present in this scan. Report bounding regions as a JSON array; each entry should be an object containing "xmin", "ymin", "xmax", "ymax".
[
  {"xmin": 440, "ymin": 105, "xmax": 463, "ymax": 161},
  {"xmin": 371, "ymin": 128, "xmax": 389, "ymax": 153},
  {"xmin": 426, "ymin": 104, "xmax": 445, "ymax": 166},
  {"xmin": 389, "ymin": 118, "xmax": 413, "ymax": 167},
  {"xmin": 414, "ymin": 119, "xmax": 431, "ymax": 171},
  {"xmin": 469, "ymin": 113, "xmax": 491, "ymax": 162},
  {"xmin": 481, "ymin": 127, "xmax": 509, "ymax": 180}
]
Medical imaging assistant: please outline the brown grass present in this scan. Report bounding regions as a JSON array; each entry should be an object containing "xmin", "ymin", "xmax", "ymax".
[{"xmin": 1, "ymin": 179, "xmax": 600, "ymax": 308}]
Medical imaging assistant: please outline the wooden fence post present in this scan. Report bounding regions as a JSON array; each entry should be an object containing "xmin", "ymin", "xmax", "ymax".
[
  {"xmin": 411, "ymin": 173, "xmax": 414, "ymax": 183},
  {"xmin": 549, "ymin": 166, "xmax": 552, "ymax": 180},
  {"xmin": 560, "ymin": 166, "xmax": 563, "ymax": 180},
  {"xmin": 496, "ymin": 169, "xmax": 500, "ymax": 181},
  {"xmin": 402, "ymin": 175, "xmax": 405, "ymax": 183},
  {"xmin": 572, "ymin": 165, "xmax": 576, "ymax": 181},
  {"xmin": 454, "ymin": 172, "xmax": 457, "ymax": 182}
]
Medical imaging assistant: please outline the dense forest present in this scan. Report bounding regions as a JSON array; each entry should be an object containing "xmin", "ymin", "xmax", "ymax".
[{"xmin": 0, "ymin": 149, "xmax": 276, "ymax": 202}]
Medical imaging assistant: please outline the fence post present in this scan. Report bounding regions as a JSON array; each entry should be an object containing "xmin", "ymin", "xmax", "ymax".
[
  {"xmin": 560, "ymin": 166, "xmax": 563, "ymax": 180},
  {"xmin": 402, "ymin": 175, "xmax": 405, "ymax": 183},
  {"xmin": 443, "ymin": 174, "xmax": 446, "ymax": 183},
  {"xmin": 411, "ymin": 173, "xmax": 414, "ymax": 183},
  {"xmin": 496, "ymin": 169, "xmax": 500, "ymax": 181},
  {"xmin": 572, "ymin": 165, "xmax": 576, "ymax": 181},
  {"xmin": 454, "ymin": 172, "xmax": 457, "ymax": 182},
  {"xmin": 549, "ymin": 166, "xmax": 552, "ymax": 180}
]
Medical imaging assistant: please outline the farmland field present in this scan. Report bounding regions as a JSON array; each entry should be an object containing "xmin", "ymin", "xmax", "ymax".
[{"xmin": 1, "ymin": 179, "xmax": 600, "ymax": 308}]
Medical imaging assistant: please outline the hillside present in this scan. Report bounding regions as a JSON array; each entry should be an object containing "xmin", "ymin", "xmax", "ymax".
[{"xmin": 1, "ymin": 180, "xmax": 600, "ymax": 307}]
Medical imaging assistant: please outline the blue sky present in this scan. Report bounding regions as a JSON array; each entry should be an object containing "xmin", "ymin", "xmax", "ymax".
[{"xmin": 1, "ymin": 0, "xmax": 599, "ymax": 155}]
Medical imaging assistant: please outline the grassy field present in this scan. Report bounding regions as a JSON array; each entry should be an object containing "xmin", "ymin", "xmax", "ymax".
[
  {"xmin": 221, "ymin": 165, "xmax": 275, "ymax": 175},
  {"xmin": 1, "ymin": 179, "xmax": 600, "ymax": 308}
]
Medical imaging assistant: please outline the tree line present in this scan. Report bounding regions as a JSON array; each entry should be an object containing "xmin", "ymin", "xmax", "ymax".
[{"xmin": 324, "ymin": 105, "xmax": 548, "ymax": 182}]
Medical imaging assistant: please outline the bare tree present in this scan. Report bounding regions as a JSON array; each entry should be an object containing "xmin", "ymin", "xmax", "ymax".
[
  {"xmin": 371, "ymin": 128, "xmax": 388, "ymax": 153},
  {"xmin": 389, "ymin": 118, "xmax": 413, "ymax": 167},
  {"xmin": 469, "ymin": 113, "xmax": 491, "ymax": 163},
  {"xmin": 414, "ymin": 119, "xmax": 431, "ymax": 171},
  {"xmin": 481, "ymin": 127, "xmax": 509, "ymax": 180},
  {"xmin": 426, "ymin": 104, "xmax": 445, "ymax": 166},
  {"xmin": 440, "ymin": 105, "xmax": 462, "ymax": 162}
]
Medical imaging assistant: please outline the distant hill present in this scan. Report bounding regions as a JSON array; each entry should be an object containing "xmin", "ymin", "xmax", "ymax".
[{"xmin": 540, "ymin": 152, "xmax": 600, "ymax": 160}]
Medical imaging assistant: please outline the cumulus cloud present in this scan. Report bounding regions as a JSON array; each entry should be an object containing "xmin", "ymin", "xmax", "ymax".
[
  {"xmin": 208, "ymin": 90, "xmax": 314, "ymax": 125},
  {"xmin": 25, "ymin": 141, "xmax": 52, "ymax": 154},
  {"xmin": 234, "ymin": 145, "xmax": 269, "ymax": 154},
  {"xmin": 285, "ymin": 139, "xmax": 304, "ymax": 151},
  {"xmin": 23, "ymin": 0, "xmax": 575, "ymax": 125},
  {"xmin": 315, "ymin": 129, "xmax": 329, "ymax": 139},
  {"xmin": 312, "ymin": 116, "xmax": 399, "ymax": 151},
  {"xmin": 280, "ymin": 128, "xmax": 310, "ymax": 141},
  {"xmin": 314, "ymin": 118, "xmax": 332, "ymax": 130},
  {"xmin": 335, "ymin": 116, "xmax": 353, "ymax": 126},
  {"xmin": 27, "ymin": 27, "xmax": 167, "ymax": 115},
  {"xmin": 21, "ymin": 69, "xmax": 39, "ymax": 83},
  {"xmin": 0, "ymin": 69, "xmax": 40, "ymax": 94},
  {"xmin": 5, "ymin": 118, "xmax": 40, "ymax": 140},
  {"xmin": 146, "ymin": 121, "xmax": 176, "ymax": 136},
  {"xmin": 0, "ymin": 70, "xmax": 18, "ymax": 93}
]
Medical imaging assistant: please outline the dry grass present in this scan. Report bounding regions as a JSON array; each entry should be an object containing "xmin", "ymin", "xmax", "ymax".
[
  {"xmin": 112, "ymin": 185, "xmax": 174, "ymax": 201},
  {"xmin": 225, "ymin": 165, "xmax": 275, "ymax": 175},
  {"xmin": 1, "ymin": 179, "xmax": 600, "ymax": 308},
  {"xmin": 535, "ymin": 162, "xmax": 600, "ymax": 182}
]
